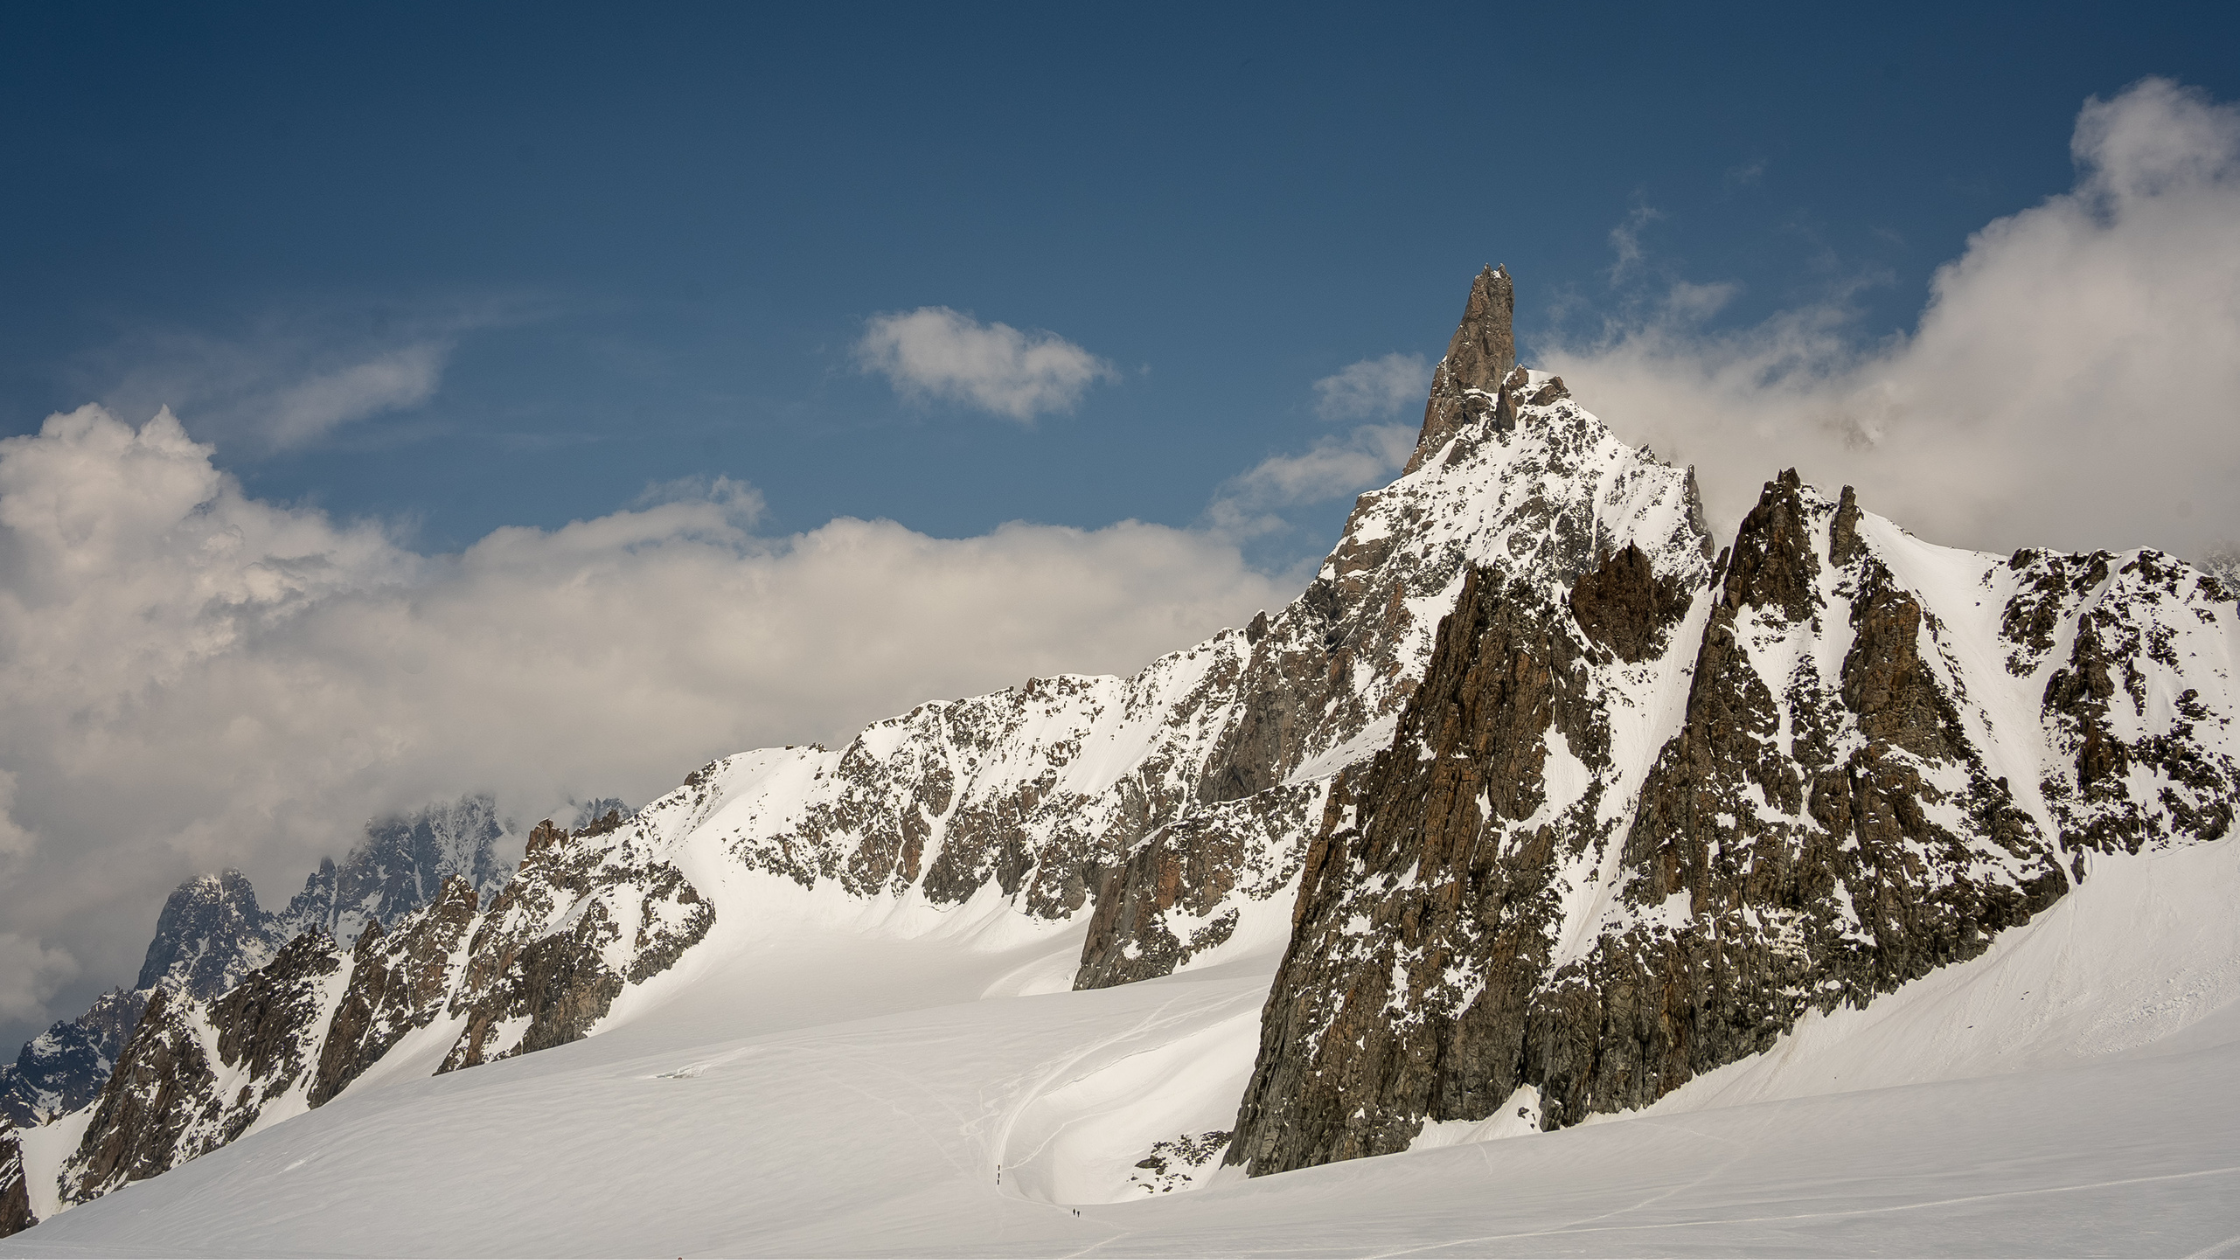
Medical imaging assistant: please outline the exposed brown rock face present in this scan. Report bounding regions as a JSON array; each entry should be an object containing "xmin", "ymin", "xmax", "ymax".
[
  {"xmin": 1570, "ymin": 542, "xmax": 1692, "ymax": 663},
  {"xmin": 205, "ymin": 933, "xmax": 343, "ymax": 1099},
  {"xmin": 0, "ymin": 1120, "xmax": 33, "ymax": 1238},
  {"xmin": 65, "ymin": 933, "xmax": 344, "ymax": 1204},
  {"xmin": 61, "ymin": 989, "xmax": 218, "ymax": 1203},
  {"xmin": 1829, "ymin": 484, "xmax": 1865, "ymax": 565},
  {"xmin": 1075, "ymin": 783, "xmax": 1326, "ymax": 988},
  {"xmin": 440, "ymin": 830, "xmax": 711, "ymax": 1072},
  {"xmin": 1722, "ymin": 468, "xmax": 1823, "ymax": 622},
  {"xmin": 1226, "ymin": 466, "xmax": 2224, "ymax": 1178},
  {"xmin": 1228, "ymin": 565, "xmax": 1615, "ymax": 1171},
  {"xmin": 311, "ymin": 876, "xmax": 480, "ymax": 1105},
  {"xmin": 1405, "ymin": 265, "xmax": 1515, "ymax": 474}
]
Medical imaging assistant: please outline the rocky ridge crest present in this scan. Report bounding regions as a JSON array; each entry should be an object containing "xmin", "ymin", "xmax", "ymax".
[{"xmin": 1226, "ymin": 467, "xmax": 2236, "ymax": 1175}]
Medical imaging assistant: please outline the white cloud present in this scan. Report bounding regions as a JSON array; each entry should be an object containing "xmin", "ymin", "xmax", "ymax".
[
  {"xmin": 856, "ymin": 307, "xmax": 1118, "ymax": 422},
  {"xmin": 1608, "ymin": 205, "xmax": 1664, "ymax": 283},
  {"xmin": 1207, "ymin": 424, "xmax": 1417, "ymax": 540},
  {"xmin": 0, "ymin": 404, "xmax": 1286, "ymax": 1041},
  {"xmin": 1543, "ymin": 77, "xmax": 2240, "ymax": 561},
  {"xmin": 261, "ymin": 342, "xmax": 446, "ymax": 448},
  {"xmin": 75, "ymin": 297, "xmax": 531, "ymax": 454},
  {"xmin": 1312, "ymin": 353, "xmax": 1432, "ymax": 421},
  {"xmin": 0, "ymin": 932, "xmax": 79, "ymax": 1025}
]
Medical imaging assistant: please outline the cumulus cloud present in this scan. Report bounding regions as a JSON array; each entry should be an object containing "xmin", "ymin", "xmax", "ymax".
[
  {"xmin": 856, "ymin": 307, "xmax": 1119, "ymax": 421},
  {"xmin": 1312, "ymin": 353, "xmax": 1432, "ymax": 421},
  {"xmin": 1207, "ymin": 424, "xmax": 1417, "ymax": 541},
  {"xmin": 0, "ymin": 405, "xmax": 1284, "ymax": 1043},
  {"xmin": 1543, "ymin": 77, "xmax": 2240, "ymax": 560}
]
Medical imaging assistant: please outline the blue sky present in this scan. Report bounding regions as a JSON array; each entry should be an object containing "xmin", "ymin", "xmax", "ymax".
[
  {"xmin": 6, "ymin": 2, "xmax": 2234, "ymax": 556},
  {"xmin": 5, "ymin": 2, "xmax": 2240, "ymax": 1043}
]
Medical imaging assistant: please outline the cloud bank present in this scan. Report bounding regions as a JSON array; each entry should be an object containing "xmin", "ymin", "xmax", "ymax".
[
  {"xmin": 0, "ymin": 405, "xmax": 1284, "ymax": 1042},
  {"xmin": 1543, "ymin": 77, "xmax": 2240, "ymax": 561},
  {"xmin": 856, "ymin": 307, "xmax": 1119, "ymax": 421}
]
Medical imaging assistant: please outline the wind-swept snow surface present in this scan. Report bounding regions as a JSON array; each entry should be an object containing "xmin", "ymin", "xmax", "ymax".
[{"xmin": 8, "ymin": 832, "xmax": 2240, "ymax": 1256}]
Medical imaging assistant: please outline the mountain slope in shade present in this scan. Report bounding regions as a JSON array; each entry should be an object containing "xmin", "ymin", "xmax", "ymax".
[{"xmin": 0, "ymin": 992, "xmax": 145, "ymax": 1130}]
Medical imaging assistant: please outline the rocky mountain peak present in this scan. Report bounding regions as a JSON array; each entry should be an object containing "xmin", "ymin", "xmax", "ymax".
[
  {"xmin": 1405, "ymin": 263, "xmax": 1515, "ymax": 474},
  {"xmin": 281, "ymin": 793, "xmax": 512, "ymax": 944},
  {"xmin": 133, "ymin": 870, "xmax": 275, "ymax": 998},
  {"xmin": 1719, "ymin": 468, "xmax": 1824, "ymax": 623}
]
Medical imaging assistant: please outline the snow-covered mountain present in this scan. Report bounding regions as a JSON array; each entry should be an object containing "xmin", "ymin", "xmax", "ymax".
[
  {"xmin": 3, "ymin": 267, "xmax": 2234, "ymax": 1252},
  {"xmin": 1230, "ymin": 472, "xmax": 2233, "ymax": 1174},
  {"xmin": 0, "ymin": 795, "xmax": 526, "ymax": 1132},
  {"xmin": 278, "ymin": 793, "xmax": 520, "ymax": 947}
]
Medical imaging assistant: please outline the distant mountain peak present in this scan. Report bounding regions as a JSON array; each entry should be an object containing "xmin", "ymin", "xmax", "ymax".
[
  {"xmin": 133, "ymin": 869, "xmax": 273, "ymax": 996},
  {"xmin": 281, "ymin": 793, "xmax": 513, "ymax": 944}
]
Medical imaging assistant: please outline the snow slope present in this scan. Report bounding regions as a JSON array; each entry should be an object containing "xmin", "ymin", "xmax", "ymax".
[{"xmin": 8, "ymin": 833, "xmax": 2239, "ymax": 1256}]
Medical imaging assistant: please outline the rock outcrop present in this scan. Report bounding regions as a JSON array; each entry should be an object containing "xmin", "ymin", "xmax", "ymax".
[
  {"xmin": 310, "ymin": 876, "xmax": 480, "ymax": 1105},
  {"xmin": 1406, "ymin": 264, "xmax": 1515, "ymax": 474},
  {"xmin": 64, "ymin": 932, "xmax": 345, "ymax": 1205},
  {"xmin": 0, "ymin": 1120, "xmax": 31, "ymax": 1237},
  {"xmin": 438, "ymin": 825, "xmax": 711, "ymax": 1071},
  {"xmin": 48, "ymin": 811, "xmax": 704, "ymax": 1205},
  {"xmin": 1075, "ymin": 784, "xmax": 1327, "ymax": 989},
  {"xmin": 1227, "ymin": 468, "xmax": 2236, "ymax": 1175}
]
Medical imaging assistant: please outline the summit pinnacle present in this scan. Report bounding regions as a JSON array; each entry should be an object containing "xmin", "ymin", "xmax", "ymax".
[{"xmin": 1405, "ymin": 264, "xmax": 1515, "ymax": 473}]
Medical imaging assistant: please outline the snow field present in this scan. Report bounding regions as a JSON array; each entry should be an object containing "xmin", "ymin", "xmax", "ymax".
[{"xmin": 10, "ymin": 831, "xmax": 2240, "ymax": 1256}]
